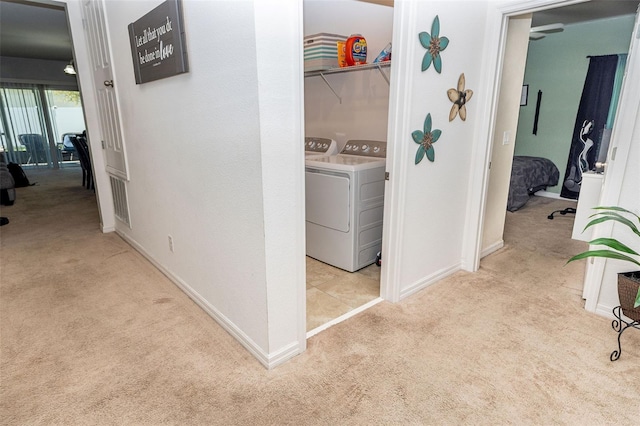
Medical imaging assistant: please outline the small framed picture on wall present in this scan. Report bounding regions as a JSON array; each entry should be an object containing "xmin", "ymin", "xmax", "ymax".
[{"xmin": 520, "ymin": 85, "xmax": 529, "ymax": 106}]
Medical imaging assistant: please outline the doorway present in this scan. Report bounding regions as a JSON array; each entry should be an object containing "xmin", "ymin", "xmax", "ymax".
[
  {"xmin": 482, "ymin": 2, "xmax": 637, "ymax": 253},
  {"xmin": 302, "ymin": 0, "xmax": 394, "ymax": 334},
  {"xmin": 0, "ymin": 85, "xmax": 87, "ymax": 169},
  {"xmin": 0, "ymin": 0, "xmax": 92, "ymax": 184},
  {"xmin": 477, "ymin": 0, "xmax": 639, "ymax": 314},
  {"xmin": 0, "ymin": 0, "xmax": 109, "ymax": 228}
]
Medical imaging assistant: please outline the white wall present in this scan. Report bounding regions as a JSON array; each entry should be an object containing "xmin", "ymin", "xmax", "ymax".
[
  {"xmin": 254, "ymin": 0, "xmax": 307, "ymax": 358},
  {"xmin": 384, "ymin": 0, "xmax": 490, "ymax": 300},
  {"xmin": 303, "ymin": 0, "xmax": 393, "ymax": 149},
  {"xmin": 481, "ymin": 14, "xmax": 531, "ymax": 256},
  {"xmin": 71, "ymin": 0, "xmax": 304, "ymax": 368}
]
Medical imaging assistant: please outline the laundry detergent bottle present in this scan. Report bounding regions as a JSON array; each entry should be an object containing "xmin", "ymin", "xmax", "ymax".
[{"xmin": 345, "ymin": 34, "xmax": 367, "ymax": 66}]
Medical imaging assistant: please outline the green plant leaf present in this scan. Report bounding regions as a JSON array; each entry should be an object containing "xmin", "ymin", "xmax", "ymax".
[
  {"xmin": 593, "ymin": 206, "xmax": 640, "ymax": 223},
  {"xmin": 571, "ymin": 206, "xmax": 640, "ymax": 307},
  {"xmin": 584, "ymin": 214, "xmax": 640, "ymax": 237},
  {"xmin": 567, "ymin": 250, "xmax": 640, "ymax": 267},
  {"xmin": 587, "ymin": 237, "xmax": 640, "ymax": 256}
]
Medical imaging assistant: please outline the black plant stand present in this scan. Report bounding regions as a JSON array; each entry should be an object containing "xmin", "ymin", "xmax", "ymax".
[{"xmin": 610, "ymin": 306, "xmax": 640, "ymax": 361}]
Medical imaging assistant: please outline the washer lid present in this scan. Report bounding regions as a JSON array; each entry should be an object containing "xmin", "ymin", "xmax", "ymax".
[{"xmin": 306, "ymin": 154, "xmax": 386, "ymax": 171}]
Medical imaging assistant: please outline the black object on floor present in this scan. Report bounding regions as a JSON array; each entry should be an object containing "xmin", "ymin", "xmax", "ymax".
[
  {"xmin": 548, "ymin": 207, "xmax": 576, "ymax": 220},
  {"xmin": 1, "ymin": 188, "xmax": 15, "ymax": 205},
  {"xmin": 7, "ymin": 162, "xmax": 31, "ymax": 187},
  {"xmin": 0, "ymin": 217, "xmax": 9, "ymax": 226}
]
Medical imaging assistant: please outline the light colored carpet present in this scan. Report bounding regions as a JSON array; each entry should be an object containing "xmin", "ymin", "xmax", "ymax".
[{"xmin": 1, "ymin": 169, "xmax": 639, "ymax": 425}]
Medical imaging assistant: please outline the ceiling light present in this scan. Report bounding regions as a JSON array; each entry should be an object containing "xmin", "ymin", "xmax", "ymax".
[
  {"xmin": 529, "ymin": 23, "xmax": 564, "ymax": 41},
  {"xmin": 64, "ymin": 60, "xmax": 76, "ymax": 75},
  {"xmin": 530, "ymin": 23, "xmax": 565, "ymax": 33}
]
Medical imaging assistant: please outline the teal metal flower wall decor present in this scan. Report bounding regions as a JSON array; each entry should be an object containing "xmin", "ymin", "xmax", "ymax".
[
  {"xmin": 419, "ymin": 15, "xmax": 449, "ymax": 73},
  {"xmin": 447, "ymin": 73, "xmax": 474, "ymax": 121},
  {"xmin": 412, "ymin": 113, "xmax": 442, "ymax": 164}
]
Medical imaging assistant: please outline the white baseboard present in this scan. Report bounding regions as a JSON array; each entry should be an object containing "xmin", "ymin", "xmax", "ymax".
[
  {"xmin": 115, "ymin": 231, "xmax": 301, "ymax": 370},
  {"xmin": 400, "ymin": 264, "xmax": 461, "ymax": 300},
  {"xmin": 595, "ymin": 303, "xmax": 617, "ymax": 320},
  {"xmin": 481, "ymin": 240, "xmax": 504, "ymax": 259},
  {"xmin": 101, "ymin": 224, "xmax": 116, "ymax": 233},
  {"xmin": 534, "ymin": 191, "xmax": 577, "ymax": 202}
]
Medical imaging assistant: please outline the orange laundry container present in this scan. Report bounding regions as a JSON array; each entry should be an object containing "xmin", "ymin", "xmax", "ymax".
[{"xmin": 345, "ymin": 34, "xmax": 367, "ymax": 66}]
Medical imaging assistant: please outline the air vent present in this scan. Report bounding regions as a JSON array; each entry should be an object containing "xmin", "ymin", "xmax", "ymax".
[{"xmin": 109, "ymin": 175, "xmax": 131, "ymax": 227}]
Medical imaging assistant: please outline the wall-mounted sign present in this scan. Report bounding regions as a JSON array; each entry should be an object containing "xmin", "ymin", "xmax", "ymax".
[{"xmin": 128, "ymin": 0, "xmax": 188, "ymax": 84}]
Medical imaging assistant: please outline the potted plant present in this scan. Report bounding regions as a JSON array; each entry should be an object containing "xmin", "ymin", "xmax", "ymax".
[{"xmin": 568, "ymin": 206, "xmax": 640, "ymax": 322}]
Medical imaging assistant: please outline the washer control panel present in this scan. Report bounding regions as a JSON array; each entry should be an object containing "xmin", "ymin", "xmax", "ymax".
[
  {"xmin": 305, "ymin": 137, "xmax": 336, "ymax": 154},
  {"xmin": 341, "ymin": 140, "xmax": 387, "ymax": 158}
]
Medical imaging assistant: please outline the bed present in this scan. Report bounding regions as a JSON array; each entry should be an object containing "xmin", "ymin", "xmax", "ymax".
[{"xmin": 507, "ymin": 156, "xmax": 560, "ymax": 212}]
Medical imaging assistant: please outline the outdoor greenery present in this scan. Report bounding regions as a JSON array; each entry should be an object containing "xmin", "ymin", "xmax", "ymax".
[{"xmin": 49, "ymin": 90, "xmax": 82, "ymax": 107}]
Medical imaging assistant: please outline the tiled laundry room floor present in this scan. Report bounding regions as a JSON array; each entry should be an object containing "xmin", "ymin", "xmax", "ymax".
[{"xmin": 306, "ymin": 257, "xmax": 381, "ymax": 332}]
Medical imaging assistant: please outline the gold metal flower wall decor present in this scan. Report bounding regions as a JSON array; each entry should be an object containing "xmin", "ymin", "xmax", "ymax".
[{"xmin": 447, "ymin": 73, "xmax": 474, "ymax": 121}]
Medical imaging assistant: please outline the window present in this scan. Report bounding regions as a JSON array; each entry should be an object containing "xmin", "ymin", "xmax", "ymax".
[{"xmin": 0, "ymin": 84, "xmax": 86, "ymax": 167}]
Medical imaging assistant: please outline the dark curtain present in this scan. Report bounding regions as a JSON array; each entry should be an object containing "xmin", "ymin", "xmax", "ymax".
[{"xmin": 561, "ymin": 55, "xmax": 618, "ymax": 199}]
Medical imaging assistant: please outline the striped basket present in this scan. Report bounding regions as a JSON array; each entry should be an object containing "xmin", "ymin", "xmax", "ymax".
[{"xmin": 618, "ymin": 271, "xmax": 640, "ymax": 322}]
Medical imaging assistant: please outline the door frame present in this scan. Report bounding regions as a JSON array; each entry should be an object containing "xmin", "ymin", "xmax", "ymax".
[
  {"xmin": 465, "ymin": 0, "xmax": 638, "ymax": 313},
  {"xmin": 63, "ymin": 0, "xmax": 116, "ymax": 232},
  {"xmin": 583, "ymin": 6, "xmax": 640, "ymax": 314},
  {"xmin": 16, "ymin": 0, "xmax": 115, "ymax": 232}
]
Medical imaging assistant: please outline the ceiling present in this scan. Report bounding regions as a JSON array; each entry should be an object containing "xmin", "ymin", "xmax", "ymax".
[
  {"xmin": 530, "ymin": 0, "xmax": 638, "ymax": 27},
  {"xmin": 0, "ymin": 0, "xmax": 72, "ymax": 61},
  {"xmin": 0, "ymin": 0, "xmax": 638, "ymax": 62}
]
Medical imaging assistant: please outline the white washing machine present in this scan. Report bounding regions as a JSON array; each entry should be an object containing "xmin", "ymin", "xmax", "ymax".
[
  {"xmin": 305, "ymin": 140, "xmax": 386, "ymax": 272},
  {"xmin": 304, "ymin": 137, "xmax": 338, "ymax": 158}
]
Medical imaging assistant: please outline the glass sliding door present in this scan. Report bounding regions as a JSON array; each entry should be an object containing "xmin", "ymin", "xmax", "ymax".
[
  {"xmin": 46, "ymin": 89, "xmax": 86, "ymax": 165},
  {"xmin": 0, "ymin": 84, "xmax": 50, "ymax": 166},
  {"xmin": 0, "ymin": 84, "xmax": 86, "ymax": 168}
]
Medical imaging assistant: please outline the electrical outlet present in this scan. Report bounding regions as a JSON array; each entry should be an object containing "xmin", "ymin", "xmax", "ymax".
[{"xmin": 168, "ymin": 235, "xmax": 174, "ymax": 252}]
